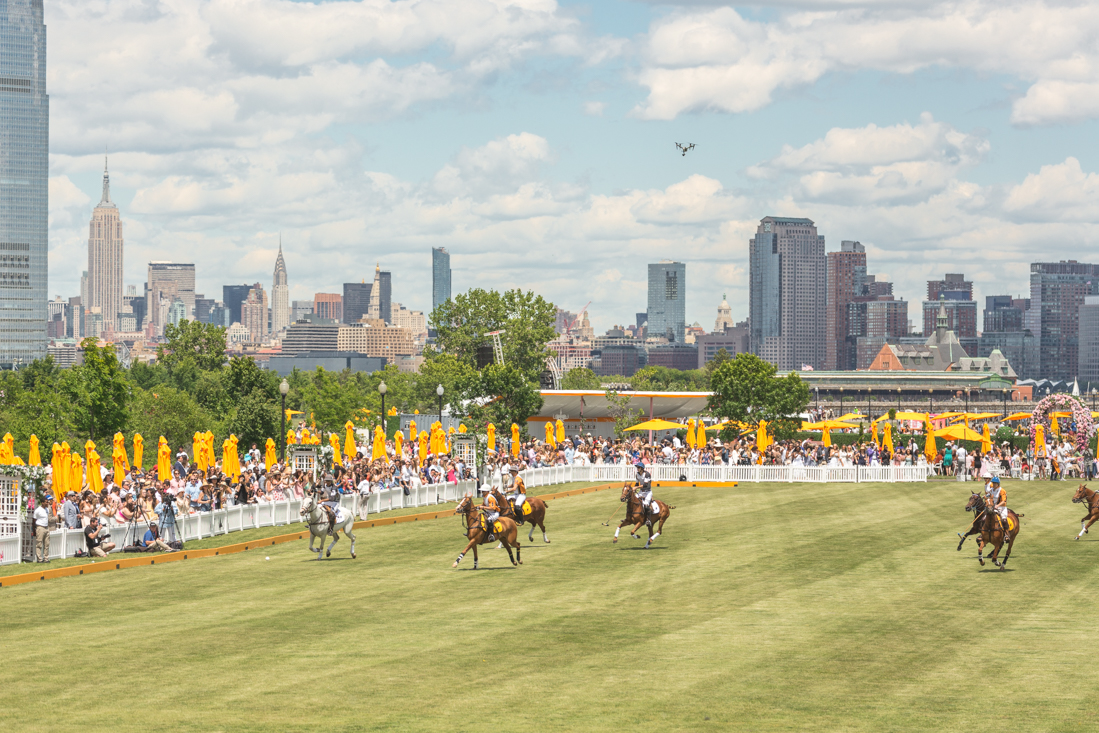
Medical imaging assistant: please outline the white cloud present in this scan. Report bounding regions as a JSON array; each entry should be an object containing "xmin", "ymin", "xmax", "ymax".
[
  {"xmin": 633, "ymin": 1, "xmax": 1099, "ymax": 125},
  {"xmin": 1003, "ymin": 157, "xmax": 1099, "ymax": 222}
]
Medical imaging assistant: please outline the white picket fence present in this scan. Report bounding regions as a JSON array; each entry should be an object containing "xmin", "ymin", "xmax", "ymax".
[{"xmin": 0, "ymin": 464, "xmax": 929, "ymax": 566}]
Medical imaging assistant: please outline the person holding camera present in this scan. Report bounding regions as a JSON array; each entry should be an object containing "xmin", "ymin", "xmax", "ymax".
[
  {"xmin": 139, "ymin": 522, "xmax": 174, "ymax": 552},
  {"xmin": 83, "ymin": 517, "xmax": 116, "ymax": 557}
]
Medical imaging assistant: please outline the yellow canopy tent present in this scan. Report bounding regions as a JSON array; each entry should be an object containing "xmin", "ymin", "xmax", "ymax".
[
  {"xmin": 1002, "ymin": 412, "xmax": 1032, "ymax": 421},
  {"xmin": 627, "ymin": 419, "xmax": 685, "ymax": 432},
  {"xmin": 981, "ymin": 423, "xmax": 992, "ymax": 453},
  {"xmin": 873, "ymin": 411, "xmax": 930, "ymax": 422},
  {"xmin": 934, "ymin": 425, "xmax": 984, "ymax": 442}
]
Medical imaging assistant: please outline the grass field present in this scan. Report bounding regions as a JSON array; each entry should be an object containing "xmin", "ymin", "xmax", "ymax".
[{"xmin": 4, "ymin": 478, "xmax": 1099, "ymax": 732}]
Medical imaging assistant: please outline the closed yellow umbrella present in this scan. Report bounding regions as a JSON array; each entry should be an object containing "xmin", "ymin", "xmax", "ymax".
[
  {"xmin": 1051, "ymin": 415, "xmax": 1061, "ymax": 436},
  {"xmin": 193, "ymin": 432, "xmax": 205, "ymax": 472},
  {"xmin": 981, "ymin": 423, "xmax": 992, "ymax": 454},
  {"xmin": 686, "ymin": 419, "xmax": 696, "ymax": 449},
  {"xmin": 924, "ymin": 417, "xmax": 937, "ymax": 463},
  {"xmin": 86, "ymin": 449, "xmax": 103, "ymax": 492},
  {"xmin": 265, "ymin": 438, "xmax": 276, "ymax": 471},
  {"xmin": 555, "ymin": 419, "xmax": 565, "ymax": 443},
  {"xmin": 823, "ymin": 425, "xmax": 831, "ymax": 447},
  {"xmin": 696, "ymin": 420, "xmax": 706, "ymax": 448},
  {"xmin": 872, "ymin": 420, "xmax": 879, "ymax": 447},
  {"xmin": 883, "ymin": 423, "xmax": 893, "ymax": 454},
  {"xmin": 204, "ymin": 431, "xmax": 215, "ymax": 470},
  {"xmin": 113, "ymin": 432, "xmax": 130, "ymax": 470},
  {"xmin": 511, "ymin": 423, "xmax": 520, "ymax": 457},
  {"xmin": 345, "ymin": 421, "xmax": 357, "ymax": 460},
  {"xmin": 395, "ymin": 430, "xmax": 404, "ymax": 457},
  {"xmin": 756, "ymin": 420, "xmax": 769, "ymax": 451},
  {"xmin": 70, "ymin": 452, "xmax": 83, "ymax": 492},
  {"xmin": 50, "ymin": 443, "xmax": 64, "ymax": 495},
  {"xmin": 545, "ymin": 421, "xmax": 556, "ymax": 448},
  {"xmin": 60, "ymin": 442, "xmax": 71, "ymax": 490},
  {"xmin": 287, "ymin": 429, "xmax": 297, "ymax": 446},
  {"xmin": 487, "ymin": 423, "xmax": 496, "ymax": 452},
  {"xmin": 408, "ymin": 420, "xmax": 417, "ymax": 445},
  {"xmin": 371, "ymin": 426, "xmax": 385, "ymax": 462},
  {"xmin": 330, "ymin": 432, "xmax": 342, "ymax": 467},
  {"xmin": 418, "ymin": 431, "xmax": 428, "ymax": 466},
  {"xmin": 2, "ymin": 433, "xmax": 13, "ymax": 464},
  {"xmin": 133, "ymin": 434, "xmax": 143, "ymax": 471},
  {"xmin": 446, "ymin": 426, "xmax": 454, "ymax": 453},
  {"xmin": 458, "ymin": 424, "xmax": 467, "ymax": 434},
  {"xmin": 157, "ymin": 437, "xmax": 170, "ymax": 481},
  {"xmin": 112, "ymin": 445, "xmax": 127, "ymax": 487},
  {"xmin": 230, "ymin": 434, "xmax": 241, "ymax": 481},
  {"xmin": 28, "ymin": 435, "xmax": 40, "ymax": 467},
  {"xmin": 1035, "ymin": 424, "xmax": 1046, "ymax": 455}
]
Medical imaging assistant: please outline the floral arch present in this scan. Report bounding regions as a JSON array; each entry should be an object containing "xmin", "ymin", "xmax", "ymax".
[{"xmin": 1029, "ymin": 394, "xmax": 1095, "ymax": 452}]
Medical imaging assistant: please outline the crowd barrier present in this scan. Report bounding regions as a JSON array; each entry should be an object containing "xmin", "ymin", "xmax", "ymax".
[{"xmin": 0, "ymin": 464, "xmax": 929, "ymax": 565}]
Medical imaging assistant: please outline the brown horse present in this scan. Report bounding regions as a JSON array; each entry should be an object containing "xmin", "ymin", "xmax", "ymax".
[
  {"xmin": 613, "ymin": 484, "xmax": 673, "ymax": 549},
  {"xmin": 1071, "ymin": 484, "xmax": 1099, "ymax": 539},
  {"xmin": 490, "ymin": 488, "xmax": 550, "ymax": 544},
  {"xmin": 452, "ymin": 496, "xmax": 522, "ymax": 569},
  {"xmin": 957, "ymin": 491, "xmax": 988, "ymax": 550},
  {"xmin": 963, "ymin": 493, "xmax": 1020, "ymax": 570}
]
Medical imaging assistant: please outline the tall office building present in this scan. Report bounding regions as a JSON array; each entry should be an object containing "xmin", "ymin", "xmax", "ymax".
[
  {"xmin": 145, "ymin": 262, "xmax": 195, "ymax": 333},
  {"xmin": 1026, "ymin": 260, "xmax": 1099, "ymax": 381},
  {"xmin": 87, "ymin": 158, "xmax": 124, "ymax": 331},
  {"xmin": 373, "ymin": 267, "xmax": 392, "ymax": 324},
  {"xmin": 0, "ymin": 0, "xmax": 48, "ymax": 366},
  {"xmin": 222, "ymin": 284, "xmax": 251, "ymax": 325},
  {"xmin": 241, "ymin": 284, "xmax": 267, "ymax": 343},
  {"xmin": 343, "ymin": 281, "xmax": 371, "ymax": 324},
  {"xmin": 432, "ymin": 247, "xmax": 451, "ymax": 313},
  {"xmin": 313, "ymin": 293, "xmax": 341, "ymax": 322},
  {"xmin": 922, "ymin": 274, "xmax": 976, "ymax": 338},
  {"xmin": 1078, "ymin": 296, "xmax": 1099, "ymax": 391},
  {"xmin": 749, "ymin": 216, "xmax": 827, "ymax": 370},
  {"xmin": 825, "ymin": 240, "xmax": 866, "ymax": 370},
  {"xmin": 271, "ymin": 241, "xmax": 290, "ymax": 334},
  {"xmin": 647, "ymin": 261, "xmax": 686, "ymax": 343}
]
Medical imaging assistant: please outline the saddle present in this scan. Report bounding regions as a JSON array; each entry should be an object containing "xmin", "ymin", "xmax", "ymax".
[
  {"xmin": 478, "ymin": 512, "xmax": 505, "ymax": 539},
  {"xmin": 324, "ymin": 505, "xmax": 339, "ymax": 534}
]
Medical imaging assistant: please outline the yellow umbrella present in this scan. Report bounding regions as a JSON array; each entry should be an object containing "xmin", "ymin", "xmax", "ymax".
[
  {"xmin": 285, "ymin": 408, "xmax": 303, "ymax": 420},
  {"xmin": 626, "ymin": 419, "xmax": 683, "ymax": 431},
  {"xmin": 265, "ymin": 438, "xmax": 276, "ymax": 471},
  {"xmin": 157, "ymin": 437, "xmax": 170, "ymax": 481},
  {"xmin": 981, "ymin": 423, "xmax": 992, "ymax": 454},
  {"xmin": 951, "ymin": 412, "xmax": 1001, "ymax": 423},
  {"xmin": 555, "ymin": 419, "xmax": 565, "ymax": 443},
  {"xmin": 934, "ymin": 425, "xmax": 984, "ymax": 441},
  {"xmin": 1035, "ymin": 424, "xmax": 1046, "ymax": 455},
  {"xmin": 1052, "ymin": 415, "xmax": 1061, "ymax": 436},
  {"xmin": 28, "ymin": 435, "xmax": 40, "ymax": 467},
  {"xmin": 756, "ymin": 420, "xmax": 769, "ymax": 451},
  {"xmin": 872, "ymin": 420, "xmax": 879, "ymax": 447},
  {"xmin": 287, "ymin": 429, "xmax": 296, "ymax": 446},
  {"xmin": 883, "ymin": 423, "xmax": 893, "ymax": 454},
  {"xmin": 371, "ymin": 426, "xmax": 385, "ymax": 462},
  {"xmin": 70, "ymin": 453, "xmax": 83, "ymax": 492},
  {"xmin": 686, "ymin": 419, "xmax": 696, "ymax": 449},
  {"xmin": 823, "ymin": 425, "xmax": 832, "ymax": 447},
  {"xmin": 86, "ymin": 450, "xmax": 103, "ymax": 492},
  {"xmin": 446, "ymin": 426, "xmax": 455, "ymax": 453},
  {"xmin": 2, "ymin": 432, "xmax": 13, "ymax": 464},
  {"xmin": 834, "ymin": 413, "xmax": 863, "ymax": 423},
  {"xmin": 193, "ymin": 432, "xmax": 205, "ymax": 472},
  {"xmin": 408, "ymin": 420, "xmax": 417, "ymax": 446},
  {"xmin": 113, "ymin": 432, "xmax": 130, "ymax": 470},
  {"xmin": 696, "ymin": 420, "xmax": 706, "ymax": 448},
  {"xmin": 395, "ymin": 430, "xmax": 404, "ymax": 457},
  {"xmin": 60, "ymin": 442, "xmax": 72, "ymax": 489},
  {"xmin": 133, "ymin": 434, "xmax": 144, "ymax": 471},
  {"xmin": 487, "ymin": 423, "xmax": 496, "ymax": 452},
  {"xmin": 112, "ymin": 445, "xmax": 127, "ymax": 487},
  {"xmin": 345, "ymin": 420, "xmax": 357, "ymax": 460},
  {"xmin": 204, "ymin": 431, "xmax": 215, "ymax": 470},
  {"xmin": 50, "ymin": 443, "xmax": 65, "ymax": 495},
  {"xmin": 924, "ymin": 417, "xmax": 937, "ymax": 462},
  {"xmin": 511, "ymin": 424, "xmax": 520, "ymax": 457},
  {"xmin": 545, "ymin": 421, "xmax": 556, "ymax": 449},
  {"xmin": 874, "ymin": 411, "xmax": 929, "ymax": 422},
  {"xmin": 1002, "ymin": 412, "xmax": 1032, "ymax": 421},
  {"xmin": 458, "ymin": 424, "xmax": 467, "ymax": 434},
  {"xmin": 417, "ymin": 431, "xmax": 427, "ymax": 466},
  {"xmin": 330, "ymin": 432, "xmax": 342, "ymax": 467}
]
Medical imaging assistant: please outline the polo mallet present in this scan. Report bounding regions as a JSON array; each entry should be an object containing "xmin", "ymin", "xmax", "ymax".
[{"xmin": 602, "ymin": 482, "xmax": 630, "ymax": 525}]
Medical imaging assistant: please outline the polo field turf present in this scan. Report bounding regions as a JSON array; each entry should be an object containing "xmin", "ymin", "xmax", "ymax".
[{"xmin": 4, "ymin": 479, "xmax": 1099, "ymax": 732}]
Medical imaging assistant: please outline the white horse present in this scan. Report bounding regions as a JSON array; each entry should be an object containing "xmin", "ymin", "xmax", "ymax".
[{"xmin": 300, "ymin": 492, "xmax": 357, "ymax": 560}]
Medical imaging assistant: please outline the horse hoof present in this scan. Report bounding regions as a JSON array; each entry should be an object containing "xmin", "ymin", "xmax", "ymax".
[
  {"xmin": 612, "ymin": 538, "xmax": 618, "ymax": 544},
  {"xmin": 452, "ymin": 561, "xmax": 459, "ymax": 568},
  {"xmin": 326, "ymin": 551, "xmax": 331, "ymax": 558},
  {"xmin": 351, "ymin": 552, "xmax": 356, "ymax": 559},
  {"xmin": 978, "ymin": 558, "xmax": 985, "ymax": 566},
  {"xmin": 544, "ymin": 539, "xmax": 550, "ymax": 543},
  {"xmin": 1076, "ymin": 536, "xmax": 1081, "ymax": 541}
]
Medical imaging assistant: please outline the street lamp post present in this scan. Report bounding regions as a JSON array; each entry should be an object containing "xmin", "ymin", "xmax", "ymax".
[
  {"xmin": 1002, "ymin": 388, "xmax": 1008, "ymax": 416},
  {"xmin": 279, "ymin": 379, "xmax": 289, "ymax": 463},
  {"xmin": 839, "ymin": 387, "xmax": 845, "ymax": 417},
  {"xmin": 379, "ymin": 381, "xmax": 387, "ymax": 437},
  {"xmin": 897, "ymin": 387, "xmax": 902, "ymax": 411},
  {"xmin": 929, "ymin": 389, "xmax": 933, "ymax": 415},
  {"xmin": 965, "ymin": 388, "xmax": 970, "ymax": 414},
  {"xmin": 437, "ymin": 384, "xmax": 445, "ymax": 429}
]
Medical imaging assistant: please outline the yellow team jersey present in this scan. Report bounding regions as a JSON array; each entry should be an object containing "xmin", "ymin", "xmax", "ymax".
[
  {"xmin": 513, "ymin": 477, "xmax": 526, "ymax": 495},
  {"xmin": 483, "ymin": 494, "xmax": 499, "ymax": 511}
]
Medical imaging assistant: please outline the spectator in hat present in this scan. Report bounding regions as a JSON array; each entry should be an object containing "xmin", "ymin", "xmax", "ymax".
[{"xmin": 61, "ymin": 491, "xmax": 80, "ymax": 529}]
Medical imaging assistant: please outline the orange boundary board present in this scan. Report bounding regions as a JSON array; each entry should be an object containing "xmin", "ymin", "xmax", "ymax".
[{"xmin": 1, "ymin": 480, "xmax": 657, "ymax": 588}]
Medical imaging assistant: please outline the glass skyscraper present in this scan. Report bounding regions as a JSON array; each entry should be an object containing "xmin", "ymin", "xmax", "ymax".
[
  {"xmin": 0, "ymin": 0, "xmax": 48, "ymax": 367},
  {"xmin": 432, "ymin": 247, "xmax": 451, "ymax": 313},
  {"xmin": 647, "ymin": 261, "xmax": 686, "ymax": 343}
]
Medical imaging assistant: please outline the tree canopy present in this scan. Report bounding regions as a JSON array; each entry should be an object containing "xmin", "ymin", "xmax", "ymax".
[{"xmin": 708, "ymin": 353, "xmax": 810, "ymax": 440}]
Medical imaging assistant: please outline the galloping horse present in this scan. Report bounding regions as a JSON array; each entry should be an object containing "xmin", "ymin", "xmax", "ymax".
[
  {"xmin": 452, "ymin": 495, "xmax": 522, "ymax": 569},
  {"xmin": 962, "ymin": 492, "xmax": 1020, "ymax": 570},
  {"xmin": 613, "ymin": 484, "xmax": 673, "ymax": 549},
  {"xmin": 490, "ymin": 488, "xmax": 550, "ymax": 544},
  {"xmin": 1071, "ymin": 484, "xmax": 1099, "ymax": 539},
  {"xmin": 957, "ymin": 490, "xmax": 988, "ymax": 550},
  {"xmin": 300, "ymin": 491, "xmax": 357, "ymax": 560}
]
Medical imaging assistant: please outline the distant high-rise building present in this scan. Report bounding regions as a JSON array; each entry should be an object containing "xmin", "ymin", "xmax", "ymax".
[
  {"xmin": 1026, "ymin": 260, "xmax": 1099, "ymax": 381},
  {"xmin": 983, "ymin": 295, "xmax": 1028, "ymax": 333},
  {"xmin": 313, "ymin": 293, "xmax": 341, "ymax": 322},
  {"xmin": 714, "ymin": 295, "xmax": 734, "ymax": 333},
  {"xmin": 222, "ymin": 284, "xmax": 251, "ymax": 325},
  {"xmin": 1078, "ymin": 296, "xmax": 1099, "ymax": 391},
  {"xmin": 0, "ymin": 0, "xmax": 49, "ymax": 366},
  {"xmin": 368, "ymin": 265, "xmax": 392, "ymax": 324},
  {"xmin": 292, "ymin": 299, "xmax": 314, "ymax": 322},
  {"xmin": 87, "ymin": 158, "xmax": 124, "ymax": 330},
  {"xmin": 146, "ymin": 262, "xmax": 195, "ymax": 333},
  {"xmin": 922, "ymin": 273, "xmax": 976, "ymax": 338},
  {"xmin": 647, "ymin": 261, "xmax": 686, "ymax": 343},
  {"xmin": 749, "ymin": 216, "xmax": 827, "ymax": 370},
  {"xmin": 343, "ymin": 282, "xmax": 371, "ymax": 324},
  {"xmin": 825, "ymin": 240, "xmax": 866, "ymax": 370},
  {"xmin": 241, "ymin": 284, "xmax": 267, "ymax": 343},
  {"xmin": 432, "ymin": 247, "xmax": 451, "ymax": 314},
  {"xmin": 271, "ymin": 240, "xmax": 290, "ymax": 334}
]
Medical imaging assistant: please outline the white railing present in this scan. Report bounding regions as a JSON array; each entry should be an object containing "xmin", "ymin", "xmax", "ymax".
[{"xmin": 1, "ymin": 464, "xmax": 931, "ymax": 566}]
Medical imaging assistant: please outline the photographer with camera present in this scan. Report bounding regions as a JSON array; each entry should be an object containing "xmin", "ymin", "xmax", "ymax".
[
  {"xmin": 138, "ymin": 522, "xmax": 174, "ymax": 552},
  {"xmin": 154, "ymin": 492, "xmax": 179, "ymax": 544},
  {"xmin": 83, "ymin": 517, "xmax": 116, "ymax": 558}
]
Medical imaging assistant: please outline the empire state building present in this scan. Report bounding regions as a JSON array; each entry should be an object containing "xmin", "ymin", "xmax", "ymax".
[{"xmin": 87, "ymin": 158, "xmax": 124, "ymax": 331}]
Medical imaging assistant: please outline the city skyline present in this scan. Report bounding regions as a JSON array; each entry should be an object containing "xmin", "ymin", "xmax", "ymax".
[{"xmin": 38, "ymin": 2, "xmax": 1099, "ymax": 334}]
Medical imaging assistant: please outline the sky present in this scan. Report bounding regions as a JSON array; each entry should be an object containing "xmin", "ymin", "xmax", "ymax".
[{"xmin": 44, "ymin": 0, "xmax": 1099, "ymax": 333}]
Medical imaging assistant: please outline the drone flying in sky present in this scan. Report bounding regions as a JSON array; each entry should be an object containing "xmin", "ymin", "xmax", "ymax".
[{"xmin": 676, "ymin": 142, "xmax": 695, "ymax": 156}]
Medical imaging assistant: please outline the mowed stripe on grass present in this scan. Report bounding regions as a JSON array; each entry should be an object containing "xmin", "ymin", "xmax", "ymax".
[{"xmin": 2, "ymin": 479, "xmax": 1099, "ymax": 732}]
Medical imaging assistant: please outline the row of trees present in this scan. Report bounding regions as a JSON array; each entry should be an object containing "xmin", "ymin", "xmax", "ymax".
[{"xmin": 0, "ymin": 291, "xmax": 809, "ymax": 459}]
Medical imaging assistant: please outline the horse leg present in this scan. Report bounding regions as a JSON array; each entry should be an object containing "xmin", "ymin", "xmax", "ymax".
[
  {"xmin": 976, "ymin": 536, "xmax": 985, "ymax": 566},
  {"xmin": 614, "ymin": 519, "xmax": 628, "ymax": 543},
  {"xmin": 326, "ymin": 532, "xmax": 339, "ymax": 558},
  {"xmin": 631, "ymin": 520, "xmax": 644, "ymax": 539},
  {"xmin": 514, "ymin": 531, "xmax": 521, "ymax": 565},
  {"xmin": 1000, "ymin": 535, "xmax": 1015, "ymax": 569},
  {"xmin": 346, "ymin": 526, "xmax": 356, "ymax": 559},
  {"xmin": 540, "ymin": 518, "xmax": 549, "ymax": 544},
  {"xmin": 649, "ymin": 516, "xmax": 667, "ymax": 545},
  {"xmin": 453, "ymin": 537, "xmax": 478, "ymax": 568}
]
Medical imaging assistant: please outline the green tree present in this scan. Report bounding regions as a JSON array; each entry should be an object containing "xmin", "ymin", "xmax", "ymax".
[
  {"xmin": 64, "ymin": 339, "xmax": 130, "ymax": 442},
  {"xmin": 129, "ymin": 361, "xmax": 168, "ymax": 391},
  {"xmin": 605, "ymin": 390, "xmax": 643, "ymax": 439},
  {"xmin": 561, "ymin": 367, "xmax": 600, "ymax": 390},
  {"xmin": 128, "ymin": 387, "xmax": 215, "ymax": 453},
  {"xmin": 704, "ymin": 348, "xmax": 732, "ymax": 377},
  {"xmin": 429, "ymin": 288, "xmax": 556, "ymax": 381},
  {"xmin": 157, "ymin": 320, "xmax": 227, "ymax": 372},
  {"xmin": 708, "ymin": 353, "xmax": 810, "ymax": 440},
  {"xmin": 0, "ymin": 361, "xmax": 76, "ymax": 455},
  {"xmin": 226, "ymin": 390, "xmax": 280, "ymax": 450},
  {"xmin": 412, "ymin": 354, "xmax": 478, "ymax": 417},
  {"xmin": 470, "ymin": 363, "xmax": 544, "ymax": 429},
  {"xmin": 223, "ymin": 356, "xmax": 277, "ymax": 400}
]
